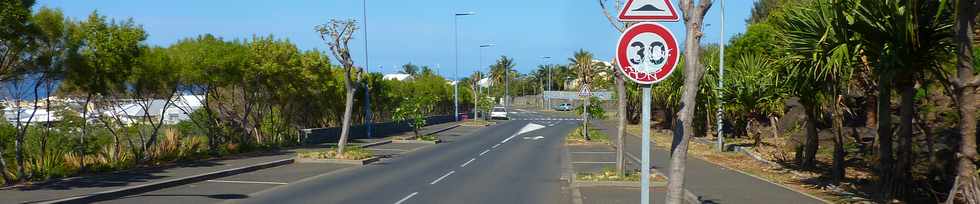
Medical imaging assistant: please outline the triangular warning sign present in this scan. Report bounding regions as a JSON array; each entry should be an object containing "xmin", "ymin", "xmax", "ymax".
[{"xmin": 618, "ymin": 0, "xmax": 679, "ymax": 22}]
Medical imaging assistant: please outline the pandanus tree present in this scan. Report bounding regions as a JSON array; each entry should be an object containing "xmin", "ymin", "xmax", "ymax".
[
  {"xmin": 774, "ymin": 0, "xmax": 855, "ymax": 185},
  {"xmin": 945, "ymin": 0, "xmax": 980, "ymax": 202},
  {"xmin": 849, "ymin": 0, "xmax": 954, "ymax": 201}
]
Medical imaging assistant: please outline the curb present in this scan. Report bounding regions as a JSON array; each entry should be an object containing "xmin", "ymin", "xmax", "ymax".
[
  {"xmin": 358, "ymin": 140, "xmax": 392, "ymax": 148},
  {"xmin": 358, "ymin": 124, "xmax": 460, "ymax": 148},
  {"xmin": 295, "ymin": 157, "xmax": 379, "ymax": 166},
  {"xmin": 39, "ymin": 158, "xmax": 295, "ymax": 204}
]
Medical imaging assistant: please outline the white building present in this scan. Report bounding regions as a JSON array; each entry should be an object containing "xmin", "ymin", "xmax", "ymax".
[
  {"xmin": 383, "ymin": 73, "xmax": 412, "ymax": 81},
  {"xmin": 102, "ymin": 95, "xmax": 205, "ymax": 125}
]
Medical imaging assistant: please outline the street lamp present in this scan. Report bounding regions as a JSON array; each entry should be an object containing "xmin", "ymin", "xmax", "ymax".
[
  {"xmin": 478, "ymin": 43, "xmax": 494, "ymax": 118},
  {"xmin": 363, "ymin": 0, "xmax": 372, "ymax": 138},
  {"xmin": 542, "ymin": 56, "xmax": 552, "ymax": 108},
  {"xmin": 454, "ymin": 11, "xmax": 476, "ymax": 121}
]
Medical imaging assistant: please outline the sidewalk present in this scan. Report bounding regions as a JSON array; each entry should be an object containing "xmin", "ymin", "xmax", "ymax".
[
  {"xmin": 595, "ymin": 120, "xmax": 827, "ymax": 204},
  {"xmin": 0, "ymin": 122, "xmax": 462, "ymax": 204},
  {"xmin": 0, "ymin": 152, "xmax": 295, "ymax": 204}
]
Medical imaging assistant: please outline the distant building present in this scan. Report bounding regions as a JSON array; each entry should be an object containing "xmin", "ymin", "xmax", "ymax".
[
  {"xmin": 383, "ymin": 73, "xmax": 412, "ymax": 81},
  {"xmin": 103, "ymin": 95, "xmax": 205, "ymax": 125}
]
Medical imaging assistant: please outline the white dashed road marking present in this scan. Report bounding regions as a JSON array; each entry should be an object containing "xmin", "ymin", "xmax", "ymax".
[
  {"xmin": 394, "ymin": 192, "xmax": 419, "ymax": 204},
  {"xmin": 461, "ymin": 158, "xmax": 476, "ymax": 167},
  {"xmin": 430, "ymin": 171, "xmax": 455, "ymax": 185},
  {"xmin": 479, "ymin": 149, "xmax": 491, "ymax": 156}
]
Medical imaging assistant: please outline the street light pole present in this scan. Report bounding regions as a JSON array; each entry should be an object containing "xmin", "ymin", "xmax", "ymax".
[
  {"xmin": 542, "ymin": 56, "xmax": 552, "ymax": 108},
  {"xmin": 716, "ymin": 0, "xmax": 726, "ymax": 152},
  {"xmin": 454, "ymin": 11, "xmax": 475, "ymax": 121},
  {"xmin": 363, "ymin": 0, "xmax": 373, "ymax": 138},
  {"xmin": 478, "ymin": 43, "xmax": 494, "ymax": 119}
]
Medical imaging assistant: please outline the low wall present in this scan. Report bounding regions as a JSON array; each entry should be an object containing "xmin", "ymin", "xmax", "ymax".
[{"xmin": 300, "ymin": 115, "xmax": 456, "ymax": 144}]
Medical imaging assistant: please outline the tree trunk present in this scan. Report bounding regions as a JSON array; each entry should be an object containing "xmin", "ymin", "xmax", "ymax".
[
  {"xmin": 615, "ymin": 65, "xmax": 627, "ymax": 177},
  {"xmin": 832, "ymin": 95, "xmax": 846, "ymax": 185},
  {"xmin": 667, "ymin": 1, "xmax": 712, "ymax": 204},
  {"xmin": 583, "ymin": 93, "xmax": 590, "ymax": 141},
  {"xmin": 802, "ymin": 101, "xmax": 819, "ymax": 170},
  {"xmin": 338, "ymin": 71, "xmax": 356, "ymax": 155},
  {"xmin": 895, "ymin": 82, "xmax": 914, "ymax": 202},
  {"xmin": 946, "ymin": 0, "xmax": 980, "ymax": 202},
  {"xmin": 80, "ymin": 93, "xmax": 93, "ymax": 170},
  {"xmin": 877, "ymin": 74, "xmax": 895, "ymax": 203}
]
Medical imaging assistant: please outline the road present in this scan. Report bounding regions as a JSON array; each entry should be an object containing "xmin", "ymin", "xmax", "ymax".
[{"xmin": 234, "ymin": 110, "xmax": 579, "ymax": 204}]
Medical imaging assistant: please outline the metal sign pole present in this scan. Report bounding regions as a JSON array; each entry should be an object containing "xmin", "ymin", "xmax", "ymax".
[{"xmin": 641, "ymin": 84, "xmax": 652, "ymax": 204}]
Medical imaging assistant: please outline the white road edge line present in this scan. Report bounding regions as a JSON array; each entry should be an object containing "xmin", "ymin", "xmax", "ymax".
[
  {"xmin": 491, "ymin": 143, "xmax": 500, "ymax": 149},
  {"xmin": 429, "ymin": 171, "xmax": 456, "ymax": 185},
  {"xmin": 479, "ymin": 149, "xmax": 491, "ymax": 156},
  {"xmin": 460, "ymin": 158, "xmax": 476, "ymax": 167},
  {"xmin": 394, "ymin": 192, "xmax": 419, "ymax": 204},
  {"xmin": 205, "ymin": 180, "xmax": 287, "ymax": 185}
]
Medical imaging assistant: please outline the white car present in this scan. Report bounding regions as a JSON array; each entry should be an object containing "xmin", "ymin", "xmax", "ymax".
[{"xmin": 490, "ymin": 107, "xmax": 508, "ymax": 120}]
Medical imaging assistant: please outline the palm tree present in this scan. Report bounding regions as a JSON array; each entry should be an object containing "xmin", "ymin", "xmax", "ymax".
[
  {"xmin": 400, "ymin": 63, "xmax": 419, "ymax": 76},
  {"xmin": 490, "ymin": 56, "xmax": 515, "ymax": 104},
  {"xmin": 570, "ymin": 49, "xmax": 595, "ymax": 140},
  {"xmin": 849, "ymin": 0, "xmax": 954, "ymax": 200},
  {"xmin": 945, "ymin": 0, "xmax": 980, "ymax": 203},
  {"xmin": 775, "ymin": 0, "xmax": 855, "ymax": 185},
  {"xmin": 722, "ymin": 55, "xmax": 786, "ymax": 146}
]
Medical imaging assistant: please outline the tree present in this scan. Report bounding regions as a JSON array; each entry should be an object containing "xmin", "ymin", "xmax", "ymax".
[
  {"xmin": 946, "ymin": 0, "xmax": 980, "ymax": 202},
  {"xmin": 570, "ymin": 49, "xmax": 595, "ymax": 140},
  {"xmin": 849, "ymin": 0, "xmax": 955, "ymax": 200},
  {"xmin": 316, "ymin": 19, "xmax": 360, "ymax": 155},
  {"xmin": 490, "ymin": 56, "xmax": 515, "ymax": 103},
  {"xmin": 400, "ymin": 63, "xmax": 419, "ymax": 76},
  {"xmin": 667, "ymin": 0, "xmax": 713, "ymax": 203},
  {"xmin": 0, "ymin": 0, "xmax": 35, "ymax": 184},
  {"xmin": 775, "ymin": 0, "xmax": 855, "ymax": 186},
  {"xmin": 61, "ymin": 10, "xmax": 146, "ymax": 168}
]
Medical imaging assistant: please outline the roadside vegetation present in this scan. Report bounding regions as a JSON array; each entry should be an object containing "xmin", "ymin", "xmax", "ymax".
[
  {"xmin": 575, "ymin": 167, "xmax": 667, "ymax": 182},
  {"xmin": 566, "ymin": 126, "xmax": 610, "ymax": 145},
  {"xmin": 587, "ymin": 0, "xmax": 980, "ymax": 203},
  {"xmin": 297, "ymin": 147, "xmax": 373, "ymax": 160},
  {"xmin": 0, "ymin": 3, "xmax": 472, "ymax": 186}
]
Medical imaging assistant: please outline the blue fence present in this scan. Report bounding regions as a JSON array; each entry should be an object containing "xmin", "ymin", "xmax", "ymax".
[{"xmin": 300, "ymin": 115, "xmax": 457, "ymax": 144}]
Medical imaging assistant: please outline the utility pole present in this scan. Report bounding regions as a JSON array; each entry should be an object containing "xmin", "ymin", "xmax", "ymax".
[{"xmin": 716, "ymin": 0, "xmax": 726, "ymax": 152}]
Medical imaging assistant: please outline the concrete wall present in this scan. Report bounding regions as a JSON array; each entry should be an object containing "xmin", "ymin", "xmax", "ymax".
[{"xmin": 301, "ymin": 115, "xmax": 456, "ymax": 144}]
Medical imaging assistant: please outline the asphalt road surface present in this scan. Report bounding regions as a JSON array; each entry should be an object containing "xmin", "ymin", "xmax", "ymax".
[{"xmin": 235, "ymin": 110, "xmax": 579, "ymax": 204}]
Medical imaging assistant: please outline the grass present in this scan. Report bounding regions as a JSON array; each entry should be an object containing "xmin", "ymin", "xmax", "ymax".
[
  {"xmin": 575, "ymin": 168, "xmax": 667, "ymax": 182},
  {"xmin": 297, "ymin": 147, "xmax": 374, "ymax": 160},
  {"xmin": 392, "ymin": 134, "xmax": 439, "ymax": 141},
  {"xmin": 566, "ymin": 125, "xmax": 610, "ymax": 145}
]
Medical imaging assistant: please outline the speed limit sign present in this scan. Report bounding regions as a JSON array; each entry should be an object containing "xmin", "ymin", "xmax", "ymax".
[{"xmin": 615, "ymin": 22, "xmax": 679, "ymax": 84}]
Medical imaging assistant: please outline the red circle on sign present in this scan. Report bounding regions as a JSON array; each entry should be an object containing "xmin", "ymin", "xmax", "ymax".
[{"xmin": 615, "ymin": 22, "xmax": 679, "ymax": 84}]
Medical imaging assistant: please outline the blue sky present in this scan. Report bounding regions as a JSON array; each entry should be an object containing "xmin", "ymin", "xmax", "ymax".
[{"xmin": 36, "ymin": 0, "xmax": 753, "ymax": 78}]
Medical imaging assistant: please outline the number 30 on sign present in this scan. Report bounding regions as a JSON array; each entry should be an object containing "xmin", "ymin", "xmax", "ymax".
[{"xmin": 615, "ymin": 22, "xmax": 679, "ymax": 84}]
